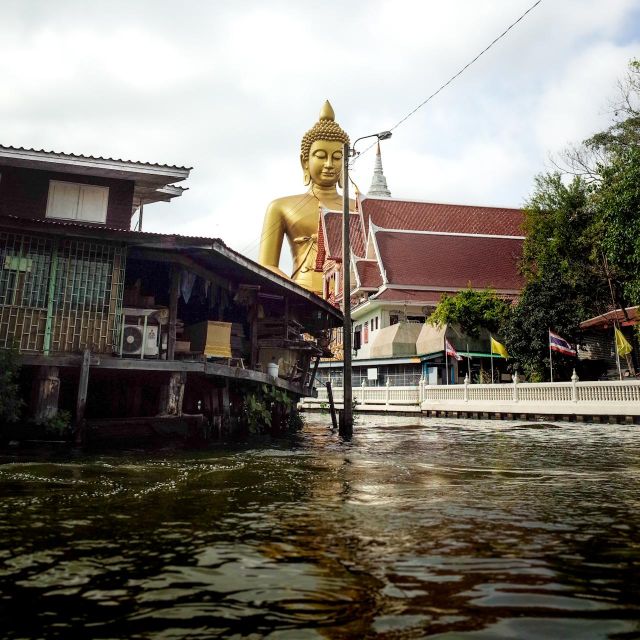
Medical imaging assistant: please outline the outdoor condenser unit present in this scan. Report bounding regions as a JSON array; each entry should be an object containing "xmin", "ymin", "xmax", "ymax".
[{"xmin": 122, "ymin": 324, "xmax": 159, "ymax": 357}]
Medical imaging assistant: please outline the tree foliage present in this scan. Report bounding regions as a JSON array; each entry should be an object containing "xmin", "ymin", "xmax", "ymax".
[
  {"xmin": 595, "ymin": 144, "xmax": 640, "ymax": 305},
  {"xmin": 504, "ymin": 58, "xmax": 640, "ymax": 379},
  {"xmin": 0, "ymin": 347, "xmax": 23, "ymax": 426},
  {"xmin": 520, "ymin": 172, "xmax": 609, "ymax": 314},
  {"xmin": 503, "ymin": 275, "xmax": 580, "ymax": 381},
  {"xmin": 428, "ymin": 288, "xmax": 511, "ymax": 338}
]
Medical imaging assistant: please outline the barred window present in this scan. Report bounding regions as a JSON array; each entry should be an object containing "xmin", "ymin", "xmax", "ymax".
[{"xmin": 0, "ymin": 234, "xmax": 51, "ymax": 308}]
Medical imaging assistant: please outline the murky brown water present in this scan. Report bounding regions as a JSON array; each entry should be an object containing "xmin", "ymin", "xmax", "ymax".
[{"xmin": 1, "ymin": 417, "xmax": 640, "ymax": 639}]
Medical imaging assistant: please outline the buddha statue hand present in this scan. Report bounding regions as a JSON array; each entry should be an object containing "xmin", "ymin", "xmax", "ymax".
[{"xmin": 292, "ymin": 233, "xmax": 318, "ymax": 276}]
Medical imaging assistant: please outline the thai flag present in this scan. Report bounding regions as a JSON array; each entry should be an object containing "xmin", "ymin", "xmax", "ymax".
[
  {"xmin": 549, "ymin": 330, "xmax": 576, "ymax": 356},
  {"xmin": 445, "ymin": 338, "xmax": 463, "ymax": 361}
]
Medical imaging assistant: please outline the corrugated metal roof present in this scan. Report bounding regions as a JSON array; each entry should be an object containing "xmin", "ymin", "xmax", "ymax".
[
  {"xmin": 0, "ymin": 144, "xmax": 192, "ymax": 171},
  {"xmin": 0, "ymin": 214, "xmax": 342, "ymax": 320},
  {"xmin": 0, "ymin": 215, "xmax": 218, "ymax": 244},
  {"xmin": 580, "ymin": 306, "xmax": 639, "ymax": 329}
]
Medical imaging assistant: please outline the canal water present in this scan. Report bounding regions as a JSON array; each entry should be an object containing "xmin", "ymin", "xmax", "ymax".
[{"xmin": 1, "ymin": 418, "xmax": 639, "ymax": 639}]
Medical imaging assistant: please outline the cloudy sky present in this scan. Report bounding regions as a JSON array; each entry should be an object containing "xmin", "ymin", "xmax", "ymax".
[{"xmin": 1, "ymin": 0, "xmax": 639, "ymax": 270}]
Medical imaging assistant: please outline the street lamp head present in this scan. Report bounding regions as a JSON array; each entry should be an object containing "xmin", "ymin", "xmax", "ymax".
[{"xmin": 377, "ymin": 131, "xmax": 392, "ymax": 141}]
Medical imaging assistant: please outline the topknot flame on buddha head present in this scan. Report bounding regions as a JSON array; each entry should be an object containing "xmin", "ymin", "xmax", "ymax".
[{"xmin": 300, "ymin": 101, "xmax": 350, "ymax": 186}]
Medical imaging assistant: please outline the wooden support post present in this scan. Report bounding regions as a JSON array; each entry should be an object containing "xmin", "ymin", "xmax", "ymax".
[
  {"xmin": 221, "ymin": 382, "xmax": 231, "ymax": 430},
  {"xmin": 309, "ymin": 355, "xmax": 321, "ymax": 390},
  {"xmin": 158, "ymin": 372, "xmax": 187, "ymax": 416},
  {"xmin": 250, "ymin": 305, "xmax": 259, "ymax": 370},
  {"xmin": 33, "ymin": 366, "xmax": 60, "ymax": 422},
  {"xmin": 75, "ymin": 349, "xmax": 91, "ymax": 445},
  {"xmin": 284, "ymin": 298, "xmax": 289, "ymax": 339},
  {"xmin": 326, "ymin": 381, "xmax": 338, "ymax": 430},
  {"xmin": 167, "ymin": 265, "xmax": 180, "ymax": 361}
]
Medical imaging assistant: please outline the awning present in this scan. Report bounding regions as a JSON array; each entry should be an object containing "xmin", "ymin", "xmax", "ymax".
[
  {"xmin": 580, "ymin": 306, "xmax": 638, "ymax": 329},
  {"xmin": 318, "ymin": 356, "xmax": 421, "ymax": 368},
  {"xmin": 421, "ymin": 350, "xmax": 506, "ymax": 361}
]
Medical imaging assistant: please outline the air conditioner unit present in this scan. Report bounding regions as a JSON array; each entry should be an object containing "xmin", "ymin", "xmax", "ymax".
[{"xmin": 122, "ymin": 324, "xmax": 159, "ymax": 357}]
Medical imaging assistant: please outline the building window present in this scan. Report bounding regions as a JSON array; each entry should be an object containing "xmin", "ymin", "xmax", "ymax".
[
  {"xmin": 364, "ymin": 321, "xmax": 369, "ymax": 344},
  {"xmin": 0, "ymin": 233, "xmax": 51, "ymax": 308},
  {"xmin": 390, "ymin": 314, "xmax": 398, "ymax": 326},
  {"xmin": 46, "ymin": 180, "xmax": 109, "ymax": 224}
]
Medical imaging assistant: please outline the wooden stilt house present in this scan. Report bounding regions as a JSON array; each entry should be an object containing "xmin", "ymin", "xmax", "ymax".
[{"xmin": 0, "ymin": 145, "xmax": 341, "ymax": 441}]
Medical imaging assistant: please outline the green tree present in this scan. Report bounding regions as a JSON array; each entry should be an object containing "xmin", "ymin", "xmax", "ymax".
[
  {"xmin": 428, "ymin": 288, "xmax": 511, "ymax": 338},
  {"xmin": 510, "ymin": 59, "xmax": 640, "ymax": 377},
  {"xmin": 503, "ymin": 274, "xmax": 580, "ymax": 381},
  {"xmin": 593, "ymin": 136, "xmax": 640, "ymax": 307},
  {"xmin": 520, "ymin": 172, "xmax": 609, "ymax": 318}
]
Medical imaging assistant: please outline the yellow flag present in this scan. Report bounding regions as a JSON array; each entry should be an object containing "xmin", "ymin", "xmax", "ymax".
[
  {"xmin": 490, "ymin": 336, "xmax": 509, "ymax": 358},
  {"xmin": 614, "ymin": 326, "xmax": 633, "ymax": 356}
]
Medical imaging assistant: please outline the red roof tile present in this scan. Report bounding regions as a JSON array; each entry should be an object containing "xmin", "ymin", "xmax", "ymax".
[
  {"xmin": 375, "ymin": 231, "xmax": 524, "ymax": 291},
  {"xmin": 322, "ymin": 210, "xmax": 366, "ymax": 259},
  {"xmin": 362, "ymin": 197, "xmax": 524, "ymax": 236},
  {"xmin": 372, "ymin": 288, "xmax": 447, "ymax": 305},
  {"xmin": 354, "ymin": 259, "xmax": 382, "ymax": 289}
]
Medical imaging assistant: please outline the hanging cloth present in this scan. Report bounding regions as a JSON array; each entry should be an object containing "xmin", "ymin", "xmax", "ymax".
[{"xmin": 180, "ymin": 269, "xmax": 197, "ymax": 303}]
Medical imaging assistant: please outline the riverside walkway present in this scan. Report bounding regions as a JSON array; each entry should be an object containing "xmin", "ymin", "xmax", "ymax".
[{"xmin": 301, "ymin": 374, "xmax": 640, "ymax": 422}]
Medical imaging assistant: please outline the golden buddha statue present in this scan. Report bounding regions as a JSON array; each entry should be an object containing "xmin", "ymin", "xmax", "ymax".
[{"xmin": 258, "ymin": 101, "xmax": 354, "ymax": 295}]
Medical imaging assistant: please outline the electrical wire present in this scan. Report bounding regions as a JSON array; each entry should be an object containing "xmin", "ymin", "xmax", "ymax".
[{"xmin": 353, "ymin": 0, "xmax": 544, "ymax": 160}]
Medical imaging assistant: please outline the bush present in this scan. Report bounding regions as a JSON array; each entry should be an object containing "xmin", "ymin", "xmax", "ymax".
[
  {"xmin": 241, "ymin": 384, "xmax": 304, "ymax": 435},
  {"xmin": 0, "ymin": 347, "xmax": 24, "ymax": 427},
  {"xmin": 34, "ymin": 410, "xmax": 72, "ymax": 439}
]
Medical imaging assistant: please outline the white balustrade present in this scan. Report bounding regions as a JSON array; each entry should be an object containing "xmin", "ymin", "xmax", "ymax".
[{"xmin": 303, "ymin": 374, "xmax": 640, "ymax": 416}]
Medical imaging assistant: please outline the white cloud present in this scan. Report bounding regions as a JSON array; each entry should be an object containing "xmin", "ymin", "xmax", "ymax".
[
  {"xmin": 535, "ymin": 41, "xmax": 638, "ymax": 152},
  {"xmin": 0, "ymin": 0, "xmax": 638, "ymax": 274}
]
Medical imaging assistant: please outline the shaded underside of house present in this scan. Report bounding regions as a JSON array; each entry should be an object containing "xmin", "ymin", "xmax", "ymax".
[{"xmin": 1, "ymin": 215, "xmax": 342, "ymax": 439}]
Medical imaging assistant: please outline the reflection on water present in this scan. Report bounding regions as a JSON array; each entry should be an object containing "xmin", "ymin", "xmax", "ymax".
[{"xmin": 1, "ymin": 418, "xmax": 639, "ymax": 638}]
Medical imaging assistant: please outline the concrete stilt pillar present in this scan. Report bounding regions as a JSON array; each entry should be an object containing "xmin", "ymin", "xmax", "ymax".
[
  {"xmin": 221, "ymin": 382, "xmax": 231, "ymax": 433},
  {"xmin": 158, "ymin": 372, "xmax": 186, "ymax": 416}
]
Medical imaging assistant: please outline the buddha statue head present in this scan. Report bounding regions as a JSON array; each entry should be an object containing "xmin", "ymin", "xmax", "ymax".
[{"xmin": 300, "ymin": 100, "xmax": 350, "ymax": 189}]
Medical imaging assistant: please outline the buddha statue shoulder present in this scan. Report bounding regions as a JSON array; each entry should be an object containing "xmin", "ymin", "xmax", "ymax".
[{"xmin": 258, "ymin": 101, "xmax": 355, "ymax": 295}]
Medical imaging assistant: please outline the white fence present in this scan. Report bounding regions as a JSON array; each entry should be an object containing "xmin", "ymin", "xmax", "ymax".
[
  {"xmin": 303, "ymin": 374, "xmax": 640, "ymax": 416},
  {"xmin": 308, "ymin": 382, "xmax": 420, "ymax": 407}
]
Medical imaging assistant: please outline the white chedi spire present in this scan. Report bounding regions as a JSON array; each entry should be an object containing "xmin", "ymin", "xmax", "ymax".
[{"xmin": 367, "ymin": 142, "xmax": 391, "ymax": 198}]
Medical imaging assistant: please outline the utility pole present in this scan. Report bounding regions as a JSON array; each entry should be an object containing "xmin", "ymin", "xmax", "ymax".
[
  {"xmin": 340, "ymin": 142, "xmax": 353, "ymax": 438},
  {"xmin": 339, "ymin": 131, "xmax": 392, "ymax": 439}
]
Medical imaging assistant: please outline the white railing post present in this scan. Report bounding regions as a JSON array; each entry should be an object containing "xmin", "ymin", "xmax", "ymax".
[
  {"xmin": 419, "ymin": 376, "xmax": 425, "ymax": 403},
  {"xmin": 361, "ymin": 379, "xmax": 367, "ymax": 406},
  {"xmin": 385, "ymin": 377, "xmax": 391, "ymax": 407},
  {"xmin": 464, "ymin": 374, "xmax": 469, "ymax": 402},
  {"xmin": 571, "ymin": 369, "xmax": 579, "ymax": 402},
  {"xmin": 512, "ymin": 372, "xmax": 519, "ymax": 402}
]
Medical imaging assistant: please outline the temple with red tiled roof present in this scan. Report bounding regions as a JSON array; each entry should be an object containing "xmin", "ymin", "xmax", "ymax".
[{"xmin": 316, "ymin": 184, "xmax": 526, "ymax": 388}]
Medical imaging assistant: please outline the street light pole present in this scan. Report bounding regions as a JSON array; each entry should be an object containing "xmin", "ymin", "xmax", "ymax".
[
  {"xmin": 340, "ymin": 142, "xmax": 353, "ymax": 438},
  {"xmin": 340, "ymin": 131, "xmax": 392, "ymax": 439}
]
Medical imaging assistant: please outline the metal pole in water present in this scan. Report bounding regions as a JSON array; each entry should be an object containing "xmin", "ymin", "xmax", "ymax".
[
  {"xmin": 340, "ymin": 142, "xmax": 353, "ymax": 439},
  {"xmin": 326, "ymin": 381, "xmax": 338, "ymax": 430}
]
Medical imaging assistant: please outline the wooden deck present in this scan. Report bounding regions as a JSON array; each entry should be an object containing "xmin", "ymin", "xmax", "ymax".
[{"xmin": 19, "ymin": 354, "xmax": 315, "ymax": 397}]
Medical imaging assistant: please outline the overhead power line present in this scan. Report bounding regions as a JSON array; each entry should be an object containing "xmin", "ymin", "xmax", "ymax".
[{"xmin": 354, "ymin": 0, "xmax": 544, "ymax": 160}]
